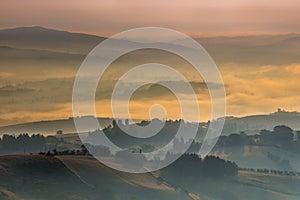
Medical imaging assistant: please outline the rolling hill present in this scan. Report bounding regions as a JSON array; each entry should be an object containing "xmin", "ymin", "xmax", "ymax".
[
  {"xmin": 0, "ymin": 155, "xmax": 189, "ymax": 200},
  {"xmin": 0, "ymin": 117, "xmax": 113, "ymax": 135},
  {"xmin": 212, "ymin": 145, "xmax": 300, "ymax": 172},
  {"xmin": 0, "ymin": 155, "xmax": 299, "ymax": 200},
  {"xmin": 220, "ymin": 110, "xmax": 300, "ymax": 135}
]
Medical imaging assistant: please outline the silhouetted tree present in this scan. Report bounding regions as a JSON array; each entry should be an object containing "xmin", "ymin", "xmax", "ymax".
[
  {"xmin": 81, "ymin": 144, "xmax": 88, "ymax": 155},
  {"xmin": 296, "ymin": 131, "xmax": 300, "ymax": 141},
  {"xmin": 273, "ymin": 125, "xmax": 294, "ymax": 145}
]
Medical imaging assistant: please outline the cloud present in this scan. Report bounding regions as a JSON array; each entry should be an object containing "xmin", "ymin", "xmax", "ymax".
[
  {"xmin": 0, "ymin": 78, "xmax": 73, "ymax": 114},
  {"xmin": 222, "ymin": 63, "xmax": 300, "ymax": 116},
  {"xmin": 1, "ymin": 63, "xmax": 300, "ymax": 124},
  {"xmin": 0, "ymin": 72, "xmax": 15, "ymax": 77}
]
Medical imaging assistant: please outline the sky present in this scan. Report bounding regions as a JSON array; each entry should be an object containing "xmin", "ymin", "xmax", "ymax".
[
  {"xmin": 0, "ymin": 0, "xmax": 300, "ymax": 125},
  {"xmin": 1, "ymin": 0, "xmax": 300, "ymax": 36}
]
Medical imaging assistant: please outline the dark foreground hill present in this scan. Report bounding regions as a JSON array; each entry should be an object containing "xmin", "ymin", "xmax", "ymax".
[
  {"xmin": 0, "ymin": 155, "xmax": 188, "ymax": 200},
  {"xmin": 0, "ymin": 155, "xmax": 299, "ymax": 200}
]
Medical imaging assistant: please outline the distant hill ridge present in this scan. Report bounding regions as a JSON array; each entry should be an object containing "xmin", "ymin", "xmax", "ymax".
[
  {"xmin": 0, "ymin": 26, "xmax": 105, "ymax": 54},
  {"xmin": 1, "ymin": 26, "xmax": 300, "ymax": 64},
  {"xmin": 0, "ymin": 116, "xmax": 113, "ymax": 136},
  {"xmin": 0, "ymin": 110, "xmax": 299, "ymax": 136}
]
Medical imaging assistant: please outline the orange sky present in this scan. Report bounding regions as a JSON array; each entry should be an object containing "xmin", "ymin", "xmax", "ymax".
[{"xmin": 1, "ymin": 0, "xmax": 300, "ymax": 37}]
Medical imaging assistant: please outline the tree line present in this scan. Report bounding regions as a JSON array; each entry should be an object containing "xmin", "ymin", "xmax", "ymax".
[
  {"xmin": 184, "ymin": 125, "xmax": 300, "ymax": 154},
  {"xmin": 161, "ymin": 154, "xmax": 238, "ymax": 183},
  {"xmin": 0, "ymin": 133, "xmax": 67, "ymax": 155},
  {"xmin": 239, "ymin": 167, "xmax": 300, "ymax": 177}
]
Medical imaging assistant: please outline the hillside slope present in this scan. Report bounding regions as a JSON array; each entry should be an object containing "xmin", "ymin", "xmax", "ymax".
[
  {"xmin": 212, "ymin": 145, "xmax": 300, "ymax": 172},
  {"xmin": 0, "ymin": 155, "xmax": 189, "ymax": 200},
  {"xmin": 0, "ymin": 117, "xmax": 113, "ymax": 135},
  {"xmin": 0, "ymin": 155, "xmax": 299, "ymax": 200}
]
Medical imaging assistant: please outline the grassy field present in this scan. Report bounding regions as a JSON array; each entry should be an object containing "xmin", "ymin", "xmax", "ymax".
[
  {"xmin": 167, "ymin": 170, "xmax": 300, "ymax": 200},
  {"xmin": 0, "ymin": 155, "xmax": 299, "ymax": 200}
]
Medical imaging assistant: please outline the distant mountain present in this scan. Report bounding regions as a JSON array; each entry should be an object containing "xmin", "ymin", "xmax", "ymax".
[
  {"xmin": 1, "ymin": 26, "xmax": 300, "ymax": 65},
  {"xmin": 0, "ymin": 26, "xmax": 105, "ymax": 54},
  {"xmin": 184, "ymin": 33, "xmax": 300, "ymax": 65}
]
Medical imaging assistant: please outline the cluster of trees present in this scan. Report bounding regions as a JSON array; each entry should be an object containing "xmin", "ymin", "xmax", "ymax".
[
  {"xmin": 104, "ymin": 119, "xmax": 181, "ymax": 148},
  {"xmin": 0, "ymin": 133, "xmax": 46, "ymax": 154},
  {"xmin": 87, "ymin": 119, "xmax": 202, "ymax": 150},
  {"xmin": 177, "ymin": 125, "xmax": 300, "ymax": 157},
  {"xmin": 94, "ymin": 120, "xmax": 300, "ymax": 154},
  {"xmin": 214, "ymin": 125, "xmax": 300, "ymax": 153},
  {"xmin": 37, "ymin": 143, "xmax": 111, "ymax": 157},
  {"xmin": 0, "ymin": 133, "xmax": 66, "ymax": 155},
  {"xmin": 161, "ymin": 154, "xmax": 238, "ymax": 183},
  {"xmin": 240, "ymin": 167, "xmax": 299, "ymax": 177},
  {"xmin": 38, "ymin": 144, "xmax": 89, "ymax": 156}
]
